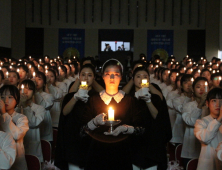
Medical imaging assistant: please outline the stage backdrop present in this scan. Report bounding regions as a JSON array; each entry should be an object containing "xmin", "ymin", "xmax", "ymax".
[
  {"xmin": 147, "ymin": 30, "xmax": 174, "ymax": 62},
  {"xmin": 59, "ymin": 29, "xmax": 85, "ymax": 59}
]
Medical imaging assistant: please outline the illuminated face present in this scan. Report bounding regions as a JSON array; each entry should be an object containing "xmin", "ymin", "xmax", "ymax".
[
  {"xmin": 47, "ymin": 71, "xmax": 56, "ymax": 84},
  {"xmin": 8, "ymin": 72, "xmax": 19, "ymax": 86},
  {"xmin": 202, "ymin": 71, "xmax": 211, "ymax": 82},
  {"xmin": 182, "ymin": 80, "xmax": 192, "ymax": 93},
  {"xmin": 194, "ymin": 80, "xmax": 207, "ymax": 98},
  {"xmin": 1, "ymin": 90, "xmax": 17, "ymax": 112},
  {"xmin": 79, "ymin": 68, "xmax": 95, "ymax": 87},
  {"xmin": 19, "ymin": 68, "xmax": 27, "ymax": 80},
  {"xmin": 102, "ymin": 65, "xmax": 122, "ymax": 89},
  {"xmin": 133, "ymin": 70, "xmax": 149, "ymax": 89},
  {"xmin": 162, "ymin": 70, "xmax": 169, "ymax": 83},
  {"xmin": 212, "ymin": 76, "xmax": 221, "ymax": 88},
  {"xmin": 35, "ymin": 76, "xmax": 44, "ymax": 90},
  {"xmin": 206, "ymin": 99, "xmax": 220, "ymax": 116},
  {"xmin": 21, "ymin": 84, "xmax": 34, "ymax": 100},
  {"xmin": 170, "ymin": 72, "xmax": 177, "ymax": 85}
]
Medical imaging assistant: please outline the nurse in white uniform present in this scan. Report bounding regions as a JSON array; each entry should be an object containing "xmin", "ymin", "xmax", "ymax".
[
  {"xmin": 0, "ymin": 85, "xmax": 29, "ymax": 170},
  {"xmin": 16, "ymin": 80, "xmax": 45, "ymax": 162},
  {"xmin": 181, "ymin": 77, "xmax": 209, "ymax": 168},
  {"xmin": 46, "ymin": 69, "xmax": 63, "ymax": 128},
  {"xmin": 194, "ymin": 88, "xmax": 222, "ymax": 170},
  {"xmin": 166, "ymin": 73, "xmax": 183, "ymax": 129},
  {"xmin": 35, "ymin": 71, "xmax": 54, "ymax": 142},
  {"xmin": 171, "ymin": 74, "xmax": 193, "ymax": 144}
]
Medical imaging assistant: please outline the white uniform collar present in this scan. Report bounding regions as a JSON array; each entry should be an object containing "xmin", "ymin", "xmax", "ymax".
[{"xmin": 100, "ymin": 90, "xmax": 125, "ymax": 105}]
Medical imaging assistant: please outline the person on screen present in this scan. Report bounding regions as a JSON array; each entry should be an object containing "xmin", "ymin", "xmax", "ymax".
[
  {"xmin": 121, "ymin": 44, "xmax": 125, "ymax": 51},
  {"xmin": 117, "ymin": 46, "xmax": 121, "ymax": 51},
  {"xmin": 104, "ymin": 44, "xmax": 112, "ymax": 52}
]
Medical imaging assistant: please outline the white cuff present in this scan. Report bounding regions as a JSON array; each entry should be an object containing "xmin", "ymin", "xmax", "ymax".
[{"xmin": 87, "ymin": 119, "xmax": 97, "ymax": 130}]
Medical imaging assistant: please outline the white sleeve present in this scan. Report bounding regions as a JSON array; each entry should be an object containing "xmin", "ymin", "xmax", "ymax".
[
  {"xmin": 216, "ymin": 142, "xmax": 222, "ymax": 161},
  {"xmin": 0, "ymin": 113, "xmax": 29, "ymax": 141},
  {"xmin": 0, "ymin": 133, "xmax": 16, "ymax": 169},
  {"xmin": 23, "ymin": 104, "xmax": 45, "ymax": 128},
  {"xmin": 39, "ymin": 93, "xmax": 54, "ymax": 110},
  {"xmin": 172, "ymin": 97, "xmax": 183, "ymax": 113},
  {"xmin": 194, "ymin": 119, "xmax": 221, "ymax": 145},
  {"xmin": 182, "ymin": 104, "xmax": 202, "ymax": 126},
  {"xmin": 48, "ymin": 85, "xmax": 63, "ymax": 99},
  {"xmin": 167, "ymin": 99, "xmax": 174, "ymax": 109}
]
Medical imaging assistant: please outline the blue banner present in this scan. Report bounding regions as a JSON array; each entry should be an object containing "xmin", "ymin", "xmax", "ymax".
[
  {"xmin": 147, "ymin": 30, "xmax": 173, "ymax": 61},
  {"xmin": 59, "ymin": 29, "xmax": 85, "ymax": 59}
]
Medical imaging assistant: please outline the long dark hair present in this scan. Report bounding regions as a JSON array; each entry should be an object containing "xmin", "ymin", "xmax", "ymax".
[{"xmin": 0, "ymin": 85, "xmax": 20, "ymax": 107}]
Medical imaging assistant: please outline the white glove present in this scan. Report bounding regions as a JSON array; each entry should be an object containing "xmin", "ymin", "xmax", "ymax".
[
  {"xmin": 87, "ymin": 113, "xmax": 106, "ymax": 130},
  {"xmin": 74, "ymin": 89, "xmax": 89, "ymax": 103},
  {"xmin": 104, "ymin": 125, "xmax": 134, "ymax": 136},
  {"xmin": 135, "ymin": 88, "xmax": 152, "ymax": 103}
]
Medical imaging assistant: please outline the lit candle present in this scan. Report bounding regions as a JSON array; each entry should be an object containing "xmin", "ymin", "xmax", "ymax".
[
  {"xmin": 176, "ymin": 73, "xmax": 179, "ymax": 76},
  {"xmin": 202, "ymin": 65, "xmax": 204, "ymax": 68},
  {"xmin": 176, "ymin": 62, "xmax": 179, "ymax": 65},
  {"xmin": 11, "ymin": 63, "xmax": 13, "ymax": 65},
  {"xmin": 171, "ymin": 62, "xmax": 173, "ymax": 64},
  {"xmin": 17, "ymin": 68, "xmax": 19, "ymax": 72},
  {"xmin": 142, "ymin": 79, "xmax": 147, "ymax": 84},
  {"xmin": 217, "ymin": 70, "xmax": 220, "ymax": 73},
  {"xmin": 68, "ymin": 59, "xmax": 71, "ymax": 63},
  {"xmin": 29, "ymin": 65, "xmax": 31, "ymax": 69},
  {"xmin": 213, "ymin": 70, "xmax": 216, "ymax": 74},
  {"xmin": 54, "ymin": 58, "xmax": 56, "ymax": 62},
  {"xmin": 38, "ymin": 64, "xmax": 40, "ymax": 68},
  {"xmin": 33, "ymin": 72, "xmax": 36, "ymax": 79},
  {"xmin": 156, "ymin": 60, "xmax": 159, "ymax": 63},
  {"xmin": 204, "ymin": 59, "xmax": 206, "ymax": 62},
  {"xmin": 73, "ymin": 56, "xmax": 76, "ymax": 59},
  {"xmin": 21, "ymin": 84, "xmax": 24, "ymax": 93},
  {"xmin": 205, "ymin": 82, "xmax": 208, "ymax": 92},
  {"xmin": 209, "ymin": 68, "xmax": 212, "ymax": 71},
  {"xmin": 201, "ymin": 57, "xmax": 203, "ymax": 60},
  {"xmin": 198, "ymin": 69, "xmax": 201, "ymax": 73},
  {"xmin": 219, "ymin": 77, "xmax": 221, "ymax": 81},
  {"xmin": 9, "ymin": 59, "xmax": 11, "ymax": 63},
  {"xmin": 108, "ymin": 107, "xmax": 114, "ymax": 121},
  {"xmin": 156, "ymin": 65, "xmax": 159, "ymax": 68},
  {"xmin": 45, "ymin": 70, "xmax": 48, "ymax": 74},
  {"xmin": 0, "ymin": 67, "xmax": 2, "ymax": 70},
  {"xmin": 58, "ymin": 66, "xmax": 61, "ymax": 75},
  {"xmin": 45, "ymin": 66, "xmax": 48, "ymax": 70},
  {"xmin": 217, "ymin": 64, "xmax": 219, "ymax": 67},
  {"xmin": 24, "ymin": 62, "xmax": 27, "ymax": 65},
  {"xmin": 6, "ymin": 71, "xmax": 8, "ymax": 78},
  {"xmin": 81, "ymin": 81, "xmax": 87, "ymax": 86},
  {"xmin": 168, "ymin": 70, "xmax": 170, "ymax": 74},
  {"xmin": 194, "ymin": 62, "xmax": 196, "ymax": 64},
  {"xmin": 57, "ymin": 56, "xmax": 60, "ymax": 59},
  {"xmin": 209, "ymin": 62, "xmax": 212, "ymax": 65},
  {"xmin": 186, "ymin": 55, "xmax": 188, "ymax": 58},
  {"xmin": 39, "ymin": 59, "xmax": 41, "ymax": 63},
  {"xmin": 191, "ymin": 68, "xmax": 193, "ymax": 72},
  {"xmin": 29, "ymin": 56, "xmax": 31, "ymax": 59},
  {"xmin": 19, "ymin": 59, "xmax": 22, "ymax": 62},
  {"xmin": 9, "ymin": 66, "xmax": 12, "ymax": 69},
  {"xmin": 191, "ymin": 78, "xmax": 194, "ymax": 84},
  {"xmin": 190, "ymin": 62, "xmax": 192, "ymax": 65},
  {"xmin": 184, "ymin": 67, "xmax": 186, "ymax": 71},
  {"xmin": 159, "ymin": 61, "xmax": 162, "ymax": 65},
  {"xmin": 1, "ymin": 62, "xmax": 2, "ymax": 66},
  {"xmin": 141, "ymin": 79, "xmax": 149, "ymax": 88}
]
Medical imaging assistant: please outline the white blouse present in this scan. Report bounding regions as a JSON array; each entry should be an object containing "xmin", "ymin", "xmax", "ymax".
[
  {"xmin": 181, "ymin": 101, "xmax": 208, "ymax": 159},
  {"xmin": 158, "ymin": 82, "xmax": 167, "ymax": 90},
  {"xmin": 0, "ymin": 131, "xmax": 16, "ymax": 170},
  {"xmin": 162, "ymin": 85, "xmax": 173, "ymax": 99},
  {"xmin": 35, "ymin": 91, "xmax": 54, "ymax": 141},
  {"xmin": 68, "ymin": 76, "xmax": 76, "ymax": 82},
  {"xmin": 0, "ymin": 112, "xmax": 29, "ymax": 170},
  {"xmin": 48, "ymin": 84, "xmax": 63, "ymax": 127},
  {"xmin": 63, "ymin": 78, "xmax": 73, "ymax": 93},
  {"xmin": 217, "ymin": 142, "xmax": 222, "ymax": 161},
  {"xmin": 170, "ymin": 94, "xmax": 191, "ymax": 144},
  {"xmin": 166, "ymin": 89, "xmax": 180, "ymax": 129},
  {"xmin": 194, "ymin": 115, "xmax": 222, "ymax": 170},
  {"xmin": 16, "ymin": 103, "xmax": 45, "ymax": 162},
  {"xmin": 56, "ymin": 81, "xmax": 68, "ymax": 97}
]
